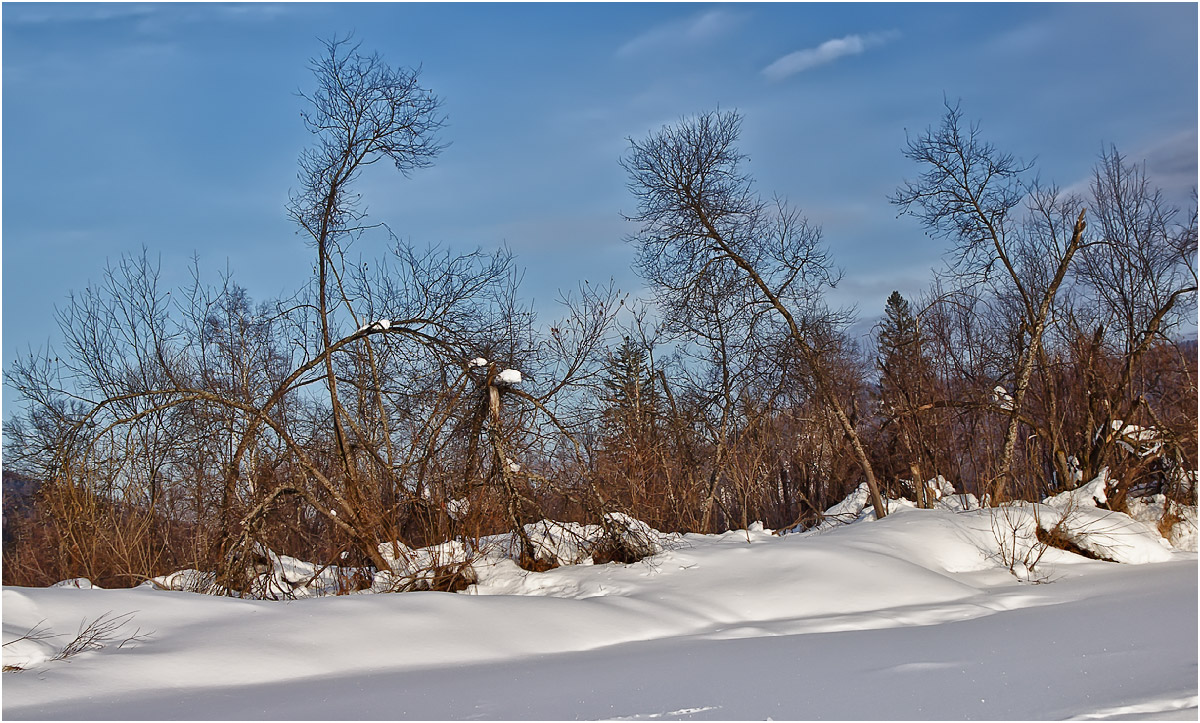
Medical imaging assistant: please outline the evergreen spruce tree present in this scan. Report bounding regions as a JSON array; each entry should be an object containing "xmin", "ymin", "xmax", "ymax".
[
  {"xmin": 877, "ymin": 291, "xmax": 923, "ymax": 396},
  {"xmin": 875, "ymin": 291, "xmax": 936, "ymax": 503},
  {"xmin": 601, "ymin": 336, "xmax": 658, "ymax": 459}
]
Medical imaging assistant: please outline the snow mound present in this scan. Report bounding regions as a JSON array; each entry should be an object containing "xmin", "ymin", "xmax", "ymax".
[
  {"xmin": 797, "ymin": 472, "xmax": 1180, "ymax": 568},
  {"xmin": 375, "ymin": 539, "xmax": 476, "ymax": 592},
  {"xmin": 812, "ymin": 481, "xmax": 874, "ymax": 529},
  {"xmin": 602, "ymin": 511, "xmax": 667, "ymax": 558},
  {"xmin": 2, "ymin": 633, "xmax": 56, "ymax": 670},
  {"xmin": 1039, "ymin": 504, "xmax": 1174, "ymax": 564},
  {"xmin": 1127, "ymin": 494, "xmax": 1198, "ymax": 552},
  {"xmin": 235, "ymin": 549, "xmax": 371, "ymax": 598},
  {"xmin": 50, "ymin": 578, "xmax": 98, "ymax": 589},
  {"xmin": 937, "ymin": 492, "xmax": 981, "ymax": 512},
  {"xmin": 523, "ymin": 520, "xmax": 602, "ymax": 566},
  {"xmin": 925, "ymin": 474, "xmax": 956, "ymax": 499},
  {"xmin": 1045, "ymin": 468, "xmax": 1112, "ymax": 509},
  {"xmin": 1040, "ymin": 470, "xmax": 1174, "ymax": 564},
  {"xmin": 378, "ymin": 539, "xmax": 473, "ymax": 576},
  {"xmin": 478, "ymin": 514, "xmax": 669, "ymax": 568},
  {"xmin": 149, "ymin": 569, "xmax": 216, "ymax": 593}
]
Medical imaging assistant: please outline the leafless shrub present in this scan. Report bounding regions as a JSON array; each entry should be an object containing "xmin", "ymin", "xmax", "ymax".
[
  {"xmin": 990, "ymin": 503, "xmax": 1054, "ymax": 583},
  {"xmin": 54, "ymin": 612, "xmax": 153, "ymax": 661},
  {"xmin": 4, "ymin": 613, "xmax": 152, "ymax": 672}
]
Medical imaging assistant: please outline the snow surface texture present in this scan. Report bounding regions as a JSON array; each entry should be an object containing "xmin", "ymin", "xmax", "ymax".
[{"xmin": 4, "ymin": 492, "xmax": 1196, "ymax": 720}]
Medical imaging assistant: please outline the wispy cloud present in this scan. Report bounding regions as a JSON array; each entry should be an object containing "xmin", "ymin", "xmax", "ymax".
[
  {"xmin": 1141, "ymin": 128, "xmax": 1198, "ymax": 199},
  {"xmin": 763, "ymin": 31, "xmax": 898, "ymax": 81},
  {"xmin": 6, "ymin": 3, "xmax": 295, "ymax": 32},
  {"xmin": 617, "ymin": 10, "xmax": 741, "ymax": 58},
  {"xmin": 1060, "ymin": 127, "xmax": 1198, "ymax": 205},
  {"xmin": 4, "ymin": 3, "xmax": 160, "ymax": 27}
]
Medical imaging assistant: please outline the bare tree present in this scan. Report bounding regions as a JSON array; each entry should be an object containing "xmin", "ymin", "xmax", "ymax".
[
  {"xmin": 893, "ymin": 102, "xmax": 1089, "ymax": 503},
  {"xmin": 1078, "ymin": 147, "xmax": 1196, "ymax": 356},
  {"xmin": 1067, "ymin": 147, "xmax": 1198, "ymax": 503},
  {"xmin": 621, "ymin": 109, "xmax": 888, "ymax": 519},
  {"xmin": 280, "ymin": 36, "xmax": 446, "ymax": 569},
  {"xmin": 4, "ymin": 37, "xmax": 482, "ymax": 586}
]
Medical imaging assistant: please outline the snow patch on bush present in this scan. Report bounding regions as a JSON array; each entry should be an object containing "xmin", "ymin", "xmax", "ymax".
[
  {"xmin": 149, "ymin": 569, "xmax": 216, "ymax": 593},
  {"xmin": 1045, "ymin": 468, "xmax": 1112, "ymax": 509},
  {"xmin": 50, "ymin": 578, "xmax": 98, "ymax": 590},
  {"xmin": 811, "ymin": 482, "xmax": 874, "ymax": 530}
]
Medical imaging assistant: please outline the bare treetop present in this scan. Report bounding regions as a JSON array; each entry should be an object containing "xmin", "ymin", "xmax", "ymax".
[{"xmin": 289, "ymin": 36, "xmax": 446, "ymax": 246}]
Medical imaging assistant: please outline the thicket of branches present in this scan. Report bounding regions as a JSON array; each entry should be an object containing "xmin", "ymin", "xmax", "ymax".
[{"xmin": 4, "ymin": 44, "xmax": 1195, "ymax": 590}]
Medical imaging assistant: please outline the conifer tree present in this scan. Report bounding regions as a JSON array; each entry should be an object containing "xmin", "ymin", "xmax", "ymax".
[
  {"xmin": 875, "ymin": 291, "xmax": 936, "ymax": 504},
  {"xmin": 878, "ymin": 291, "xmax": 924, "ymax": 397},
  {"xmin": 601, "ymin": 336, "xmax": 658, "ymax": 452}
]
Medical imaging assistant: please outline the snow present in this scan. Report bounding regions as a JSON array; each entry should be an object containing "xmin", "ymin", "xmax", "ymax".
[
  {"xmin": 148, "ymin": 568, "xmax": 215, "ymax": 593},
  {"xmin": 1047, "ymin": 467, "xmax": 1112, "ymax": 508},
  {"xmin": 468, "ymin": 356, "xmax": 488, "ymax": 368},
  {"xmin": 48, "ymin": 578, "xmax": 96, "ymax": 589},
  {"xmin": 1038, "ymin": 470, "xmax": 1175, "ymax": 564},
  {"xmin": 1110, "ymin": 419, "xmax": 1165, "ymax": 457},
  {"xmin": 357, "ymin": 319, "xmax": 392, "ymax": 333},
  {"xmin": 1042, "ymin": 503, "xmax": 1174, "ymax": 564},
  {"xmin": 446, "ymin": 496, "xmax": 470, "ymax": 521},
  {"xmin": 3, "ymin": 500, "xmax": 1195, "ymax": 720},
  {"xmin": 1129, "ymin": 494, "xmax": 1198, "ymax": 552},
  {"xmin": 374, "ymin": 539, "xmax": 474, "ymax": 592},
  {"xmin": 508, "ymin": 519, "xmax": 603, "ymax": 566},
  {"xmin": 378, "ymin": 538, "xmax": 472, "ymax": 577},
  {"xmin": 497, "ymin": 368, "xmax": 522, "ymax": 385},
  {"xmin": 811, "ymin": 480, "xmax": 875, "ymax": 528}
]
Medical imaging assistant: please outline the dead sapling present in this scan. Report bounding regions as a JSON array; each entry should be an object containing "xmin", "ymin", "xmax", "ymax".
[{"xmin": 52, "ymin": 612, "xmax": 154, "ymax": 661}]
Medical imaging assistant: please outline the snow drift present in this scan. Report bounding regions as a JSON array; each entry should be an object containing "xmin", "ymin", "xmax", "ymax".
[{"xmin": 3, "ymin": 474, "xmax": 1196, "ymax": 720}]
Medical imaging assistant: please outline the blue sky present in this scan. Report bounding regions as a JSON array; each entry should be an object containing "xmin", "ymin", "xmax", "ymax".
[{"xmin": 3, "ymin": 2, "xmax": 1197, "ymax": 419}]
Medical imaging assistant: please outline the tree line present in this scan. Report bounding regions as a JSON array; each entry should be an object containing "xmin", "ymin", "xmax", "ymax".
[{"xmin": 4, "ymin": 40, "xmax": 1195, "ymax": 590}]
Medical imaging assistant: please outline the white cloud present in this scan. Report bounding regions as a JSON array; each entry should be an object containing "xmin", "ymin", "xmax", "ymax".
[
  {"xmin": 763, "ymin": 31, "xmax": 898, "ymax": 81},
  {"xmin": 617, "ymin": 10, "xmax": 741, "ymax": 58}
]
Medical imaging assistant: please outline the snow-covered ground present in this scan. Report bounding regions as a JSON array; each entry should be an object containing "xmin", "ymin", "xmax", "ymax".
[{"xmin": 3, "ymin": 500, "xmax": 1196, "ymax": 720}]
